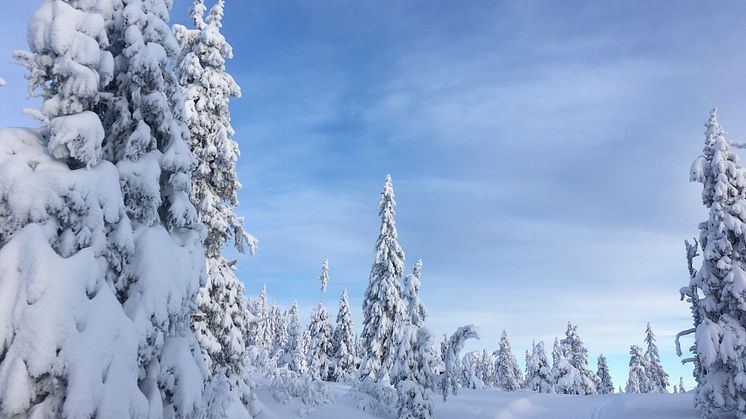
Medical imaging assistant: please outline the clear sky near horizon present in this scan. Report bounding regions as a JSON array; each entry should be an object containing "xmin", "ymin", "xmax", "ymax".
[{"xmin": 3, "ymin": 0, "xmax": 746, "ymax": 391}]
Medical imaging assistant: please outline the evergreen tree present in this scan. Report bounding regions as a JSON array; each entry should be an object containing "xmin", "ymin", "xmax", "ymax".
[
  {"xmin": 305, "ymin": 261, "xmax": 333, "ymax": 381},
  {"xmin": 460, "ymin": 351, "xmax": 484, "ymax": 389},
  {"xmin": 680, "ymin": 377, "xmax": 686, "ymax": 393},
  {"xmin": 2, "ymin": 0, "xmax": 211, "ymax": 417},
  {"xmin": 525, "ymin": 341, "xmax": 553, "ymax": 393},
  {"xmin": 560, "ymin": 322, "xmax": 597, "ymax": 395},
  {"xmin": 174, "ymin": 5, "xmax": 257, "ymax": 413},
  {"xmin": 494, "ymin": 330, "xmax": 522, "ymax": 391},
  {"xmin": 643, "ymin": 323, "xmax": 669, "ymax": 393},
  {"xmin": 403, "ymin": 259, "xmax": 427, "ymax": 327},
  {"xmin": 686, "ymin": 109, "xmax": 746, "ymax": 417},
  {"xmin": 480, "ymin": 349, "xmax": 496, "ymax": 387},
  {"xmin": 440, "ymin": 325, "xmax": 480, "ymax": 401},
  {"xmin": 626, "ymin": 345, "xmax": 648, "ymax": 394},
  {"xmin": 596, "ymin": 354, "xmax": 614, "ymax": 394},
  {"xmin": 174, "ymin": 0, "xmax": 254, "ymax": 260},
  {"xmin": 332, "ymin": 289, "xmax": 357, "ymax": 381},
  {"xmin": 360, "ymin": 175, "xmax": 407, "ymax": 381},
  {"xmin": 552, "ymin": 336, "xmax": 582, "ymax": 395},
  {"xmin": 305, "ymin": 303, "xmax": 333, "ymax": 381},
  {"xmin": 280, "ymin": 301, "xmax": 304, "ymax": 373}
]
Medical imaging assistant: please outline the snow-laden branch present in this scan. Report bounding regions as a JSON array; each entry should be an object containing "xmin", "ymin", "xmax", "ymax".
[{"xmin": 675, "ymin": 328, "xmax": 695, "ymax": 357}]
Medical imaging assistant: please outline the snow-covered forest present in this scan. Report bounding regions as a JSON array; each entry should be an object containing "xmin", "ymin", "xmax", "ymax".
[{"xmin": 0, "ymin": 0, "xmax": 742, "ymax": 418}]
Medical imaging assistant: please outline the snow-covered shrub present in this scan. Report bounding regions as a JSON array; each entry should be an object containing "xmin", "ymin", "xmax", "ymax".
[
  {"xmin": 270, "ymin": 367, "xmax": 333, "ymax": 407},
  {"xmin": 351, "ymin": 377, "xmax": 398, "ymax": 417}
]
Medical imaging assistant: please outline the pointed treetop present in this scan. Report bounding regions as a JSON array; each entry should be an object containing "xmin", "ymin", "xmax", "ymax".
[
  {"xmin": 190, "ymin": 0, "xmax": 207, "ymax": 29},
  {"xmin": 319, "ymin": 259, "xmax": 329, "ymax": 298},
  {"xmin": 208, "ymin": 0, "xmax": 226, "ymax": 27},
  {"xmin": 706, "ymin": 107, "xmax": 722, "ymax": 138}
]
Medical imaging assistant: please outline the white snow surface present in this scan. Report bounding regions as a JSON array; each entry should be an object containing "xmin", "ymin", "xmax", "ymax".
[{"xmin": 254, "ymin": 381, "xmax": 699, "ymax": 419}]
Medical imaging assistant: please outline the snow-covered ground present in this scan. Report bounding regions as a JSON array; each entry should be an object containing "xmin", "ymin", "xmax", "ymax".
[{"xmin": 255, "ymin": 382, "xmax": 699, "ymax": 419}]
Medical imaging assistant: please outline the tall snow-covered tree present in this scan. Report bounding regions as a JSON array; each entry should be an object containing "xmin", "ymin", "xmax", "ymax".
[
  {"xmin": 494, "ymin": 330, "xmax": 522, "ymax": 391},
  {"xmin": 525, "ymin": 341, "xmax": 553, "ymax": 393},
  {"xmin": 360, "ymin": 175, "xmax": 407, "ymax": 381},
  {"xmin": 560, "ymin": 322, "xmax": 597, "ymax": 395},
  {"xmin": 174, "ymin": 5, "xmax": 256, "ymax": 411},
  {"xmin": 596, "ymin": 354, "xmax": 614, "ymax": 394},
  {"xmin": 174, "ymin": 0, "xmax": 254, "ymax": 258},
  {"xmin": 2, "ymin": 0, "xmax": 211, "ymax": 417},
  {"xmin": 643, "ymin": 323, "xmax": 669, "ymax": 393},
  {"xmin": 686, "ymin": 109, "xmax": 746, "ymax": 417},
  {"xmin": 626, "ymin": 345, "xmax": 649, "ymax": 394},
  {"xmin": 332, "ymin": 289, "xmax": 357, "ymax": 381}
]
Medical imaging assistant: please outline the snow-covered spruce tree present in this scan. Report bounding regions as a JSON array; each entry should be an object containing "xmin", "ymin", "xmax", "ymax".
[
  {"xmin": 440, "ymin": 325, "xmax": 480, "ymax": 401},
  {"xmin": 680, "ymin": 377, "xmax": 686, "ymax": 393},
  {"xmin": 460, "ymin": 351, "xmax": 484, "ymax": 390},
  {"xmin": 394, "ymin": 327, "xmax": 438, "ymax": 419},
  {"xmin": 173, "ymin": 2, "xmax": 257, "ymax": 414},
  {"xmin": 174, "ymin": 0, "xmax": 253, "ymax": 258},
  {"xmin": 360, "ymin": 175, "xmax": 407, "ymax": 381},
  {"xmin": 596, "ymin": 354, "xmax": 614, "ymax": 394},
  {"xmin": 0, "ymin": 3, "xmax": 138, "ymax": 414},
  {"xmin": 305, "ymin": 260, "xmax": 334, "ymax": 381},
  {"xmin": 404, "ymin": 259, "xmax": 428, "ymax": 327},
  {"xmin": 2, "ymin": 0, "xmax": 211, "ymax": 416},
  {"xmin": 526, "ymin": 341, "xmax": 553, "ymax": 393},
  {"xmin": 686, "ymin": 109, "xmax": 746, "ymax": 417},
  {"xmin": 626, "ymin": 345, "xmax": 649, "ymax": 394},
  {"xmin": 280, "ymin": 301, "xmax": 304, "ymax": 372},
  {"xmin": 480, "ymin": 349, "xmax": 496, "ymax": 387},
  {"xmin": 494, "ymin": 330, "xmax": 522, "ymax": 391},
  {"xmin": 332, "ymin": 289, "xmax": 357, "ymax": 381},
  {"xmin": 560, "ymin": 322, "xmax": 597, "ymax": 395},
  {"xmin": 392, "ymin": 256, "xmax": 438, "ymax": 418},
  {"xmin": 643, "ymin": 323, "xmax": 669, "ymax": 393},
  {"xmin": 552, "ymin": 336, "xmax": 582, "ymax": 395}
]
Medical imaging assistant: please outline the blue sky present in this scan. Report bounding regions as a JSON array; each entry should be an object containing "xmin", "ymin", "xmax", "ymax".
[{"xmin": 3, "ymin": 0, "xmax": 746, "ymax": 391}]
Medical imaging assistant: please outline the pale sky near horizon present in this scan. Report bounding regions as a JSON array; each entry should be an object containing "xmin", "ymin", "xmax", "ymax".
[{"xmin": 3, "ymin": 0, "xmax": 746, "ymax": 391}]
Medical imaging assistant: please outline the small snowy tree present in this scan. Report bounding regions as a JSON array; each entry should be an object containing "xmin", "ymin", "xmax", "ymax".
[
  {"xmin": 440, "ymin": 325, "xmax": 480, "ymax": 401},
  {"xmin": 680, "ymin": 377, "xmax": 686, "ymax": 393},
  {"xmin": 494, "ymin": 330, "xmax": 522, "ymax": 391},
  {"xmin": 643, "ymin": 323, "xmax": 669, "ymax": 393},
  {"xmin": 403, "ymin": 259, "xmax": 428, "ymax": 326},
  {"xmin": 596, "ymin": 354, "xmax": 614, "ymax": 395},
  {"xmin": 305, "ymin": 261, "xmax": 334, "ymax": 381},
  {"xmin": 560, "ymin": 322, "xmax": 597, "ymax": 395},
  {"xmin": 460, "ymin": 351, "xmax": 484, "ymax": 390},
  {"xmin": 395, "ymin": 327, "xmax": 438, "ymax": 419},
  {"xmin": 360, "ymin": 175, "xmax": 407, "ymax": 381},
  {"xmin": 526, "ymin": 341, "xmax": 553, "ymax": 393},
  {"xmin": 332, "ymin": 289, "xmax": 357, "ymax": 381},
  {"xmin": 280, "ymin": 301, "xmax": 304, "ymax": 373},
  {"xmin": 480, "ymin": 349, "xmax": 496, "ymax": 387},
  {"xmin": 626, "ymin": 345, "xmax": 649, "ymax": 394},
  {"xmin": 552, "ymin": 336, "xmax": 581, "ymax": 395}
]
